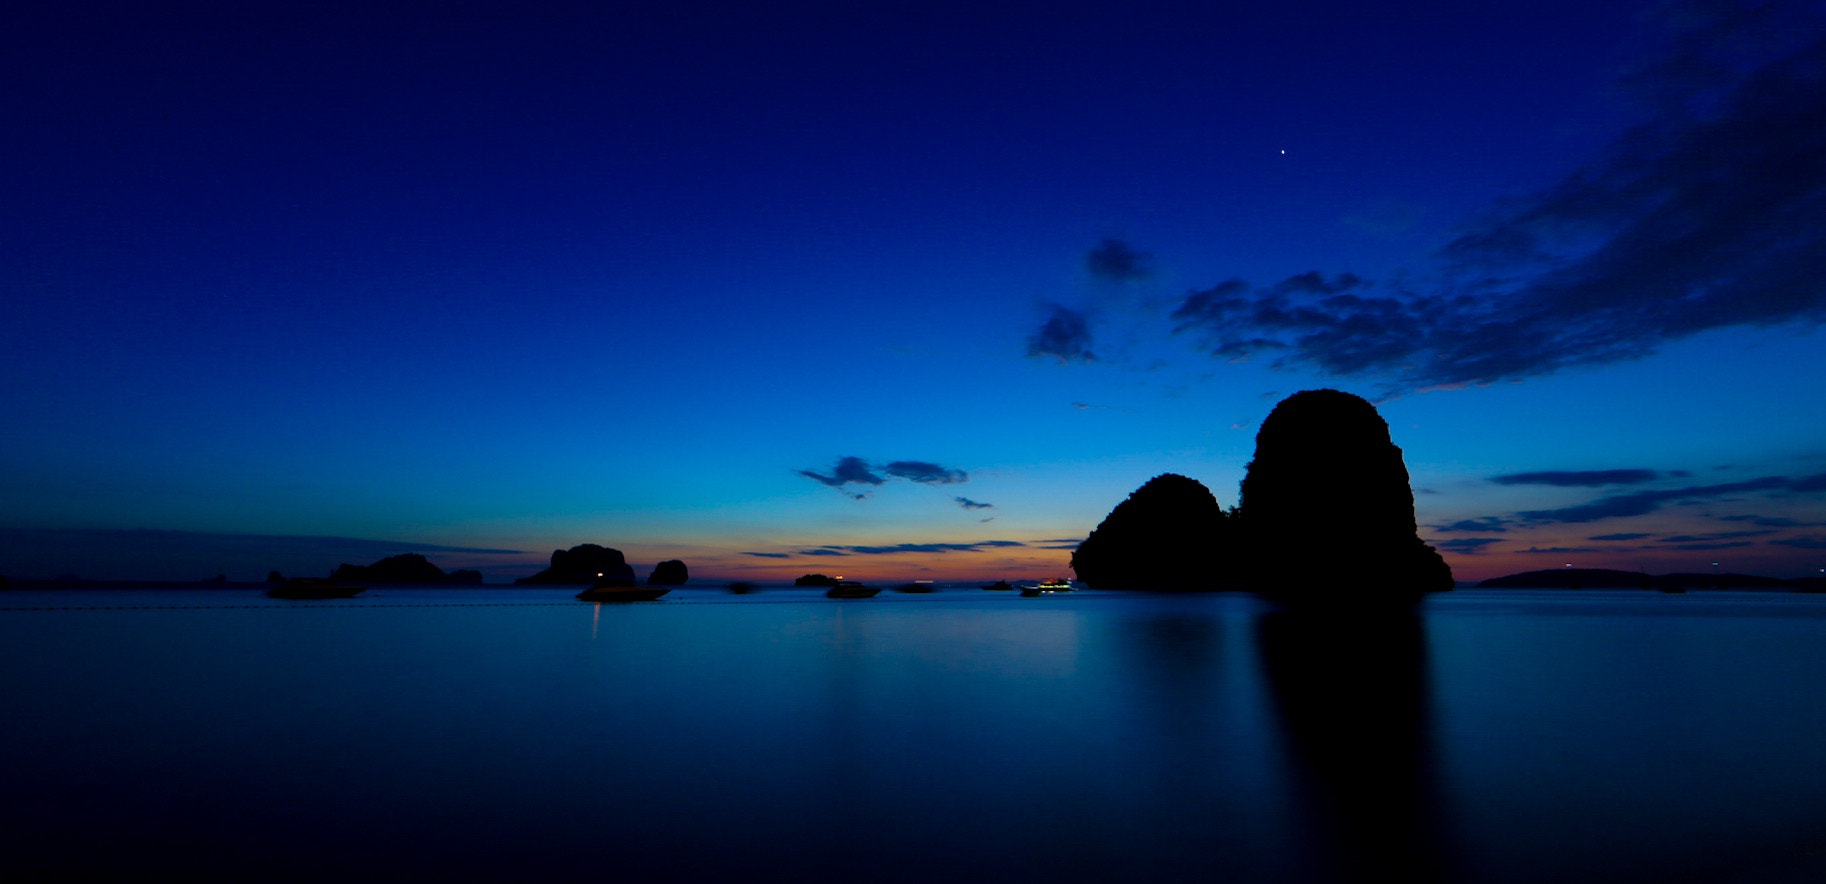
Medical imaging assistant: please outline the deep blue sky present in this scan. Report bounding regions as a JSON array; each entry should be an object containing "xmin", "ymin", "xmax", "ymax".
[{"xmin": 5, "ymin": 0, "xmax": 1824, "ymax": 582}]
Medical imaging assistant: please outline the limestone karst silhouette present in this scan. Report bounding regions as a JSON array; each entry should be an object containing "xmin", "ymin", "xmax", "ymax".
[
  {"xmin": 1241, "ymin": 389, "xmax": 1453, "ymax": 604},
  {"xmin": 1070, "ymin": 473, "xmax": 1236, "ymax": 590},
  {"xmin": 516, "ymin": 543, "xmax": 638, "ymax": 585},
  {"xmin": 1070, "ymin": 389, "xmax": 1451, "ymax": 603},
  {"xmin": 328, "ymin": 553, "xmax": 482, "ymax": 584}
]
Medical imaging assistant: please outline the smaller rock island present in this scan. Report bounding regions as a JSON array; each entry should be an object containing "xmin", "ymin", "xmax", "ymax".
[
  {"xmin": 648, "ymin": 559, "xmax": 689, "ymax": 586},
  {"xmin": 1070, "ymin": 473, "xmax": 1237, "ymax": 590}
]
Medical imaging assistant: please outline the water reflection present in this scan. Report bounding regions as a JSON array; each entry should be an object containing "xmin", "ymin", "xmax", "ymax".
[{"xmin": 1257, "ymin": 610, "xmax": 1455, "ymax": 882}]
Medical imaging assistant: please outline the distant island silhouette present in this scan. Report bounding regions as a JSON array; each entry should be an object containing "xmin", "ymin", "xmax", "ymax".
[
  {"xmin": 1477, "ymin": 568, "xmax": 1822, "ymax": 591},
  {"xmin": 319, "ymin": 553, "xmax": 482, "ymax": 585},
  {"xmin": 516, "ymin": 544, "xmax": 640, "ymax": 586},
  {"xmin": 1073, "ymin": 389, "xmax": 1454, "ymax": 606}
]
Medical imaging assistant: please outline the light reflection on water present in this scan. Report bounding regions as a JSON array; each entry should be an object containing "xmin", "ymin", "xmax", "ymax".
[{"xmin": 5, "ymin": 588, "xmax": 1826, "ymax": 881}]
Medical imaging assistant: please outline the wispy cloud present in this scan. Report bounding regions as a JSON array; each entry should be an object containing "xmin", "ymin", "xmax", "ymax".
[
  {"xmin": 1718, "ymin": 514, "xmax": 1821, "ymax": 528},
  {"xmin": 797, "ymin": 456, "xmax": 884, "ymax": 490},
  {"xmin": 798, "ymin": 540, "xmax": 1029, "ymax": 556},
  {"xmin": 798, "ymin": 456, "xmax": 971, "ymax": 497},
  {"xmin": 1666, "ymin": 540, "xmax": 1756, "ymax": 551},
  {"xmin": 1590, "ymin": 532, "xmax": 1655, "ymax": 541},
  {"xmin": 1434, "ymin": 517, "xmax": 1512, "ymax": 533},
  {"xmin": 1659, "ymin": 530, "xmax": 1779, "ymax": 543},
  {"xmin": 1086, "ymin": 238, "xmax": 1152, "ymax": 282},
  {"xmin": 1167, "ymin": 6, "xmax": 1826, "ymax": 390},
  {"xmin": 1028, "ymin": 303, "xmax": 1095, "ymax": 363},
  {"xmin": 1491, "ymin": 469, "xmax": 1671, "ymax": 487},
  {"xmin": 1435, "ymin": 537, "xmax": 1504, "ymax": 554},
  {"xmin": 0, "ymin": 528, "xmax": 526, "ymax": 582},
  {"xmin": 883, "ymin": 461, "xmax": 967, "ymax": 485},
  {"xmin": 1517, "ymin": 475, "xmax": 1809, "ymax": 524},
  {"xmin": 955, "ymin": 497, "xmax": 994, "ymax": 510}
]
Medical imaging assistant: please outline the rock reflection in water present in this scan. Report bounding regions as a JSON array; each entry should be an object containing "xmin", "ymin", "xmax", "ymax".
[{"xmin": 1257, "ymin": 610, "xmax": 1456, "ymax": 882}]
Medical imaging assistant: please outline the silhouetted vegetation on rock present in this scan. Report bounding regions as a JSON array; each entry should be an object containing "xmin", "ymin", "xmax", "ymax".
[
  {"xmin": 1241, "ymin": 389, "xmax": 1453, "ymax": 604},
  {"xmin": 329, "ymin": 553, "xmax": 481, "ymax": 584},
  {"xmin": 1071, "ymin": 473, "xmax": 1238, "ymax": 590},
  {"xmin": 517, "ymin": 544, "xmax": 637, "ymax": 586},
  {"xmin": 648, "ymin": 559, "xmax": 689, "ymax": 586}
]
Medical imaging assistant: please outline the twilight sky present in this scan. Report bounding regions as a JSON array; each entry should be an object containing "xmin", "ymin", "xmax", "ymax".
[{"xmin": 5, "ymin": 0, "xmax": 1824, "ymax": 583}]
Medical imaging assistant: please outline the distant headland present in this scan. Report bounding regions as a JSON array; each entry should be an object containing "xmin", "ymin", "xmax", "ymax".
[{"xmin": 1476, "ymin": 568, "xmax": 1825, "ymax": 592}]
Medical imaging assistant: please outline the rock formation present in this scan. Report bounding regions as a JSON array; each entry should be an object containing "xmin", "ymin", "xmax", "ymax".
[
  {"xmin": 516, "ymin": 544, "xmax": 637, "ymax": 586},
  {"xmin": 329, "ymin": 553, "xmax": 480, "ymax": 584},
  {"xmin": 1071, "ymin": 473, "xmax": 1237, "ymax": 590},
  {"xmin": 793, "ymin": 573, "xmax": 840, "ymax": 587},
  {"xmin": 648, "ymin": 559, "xmax": 689, "ymax": 586},
  {"xmin": 1239, "ymin": 389, "xmax": 1453, "ymax": 605}
]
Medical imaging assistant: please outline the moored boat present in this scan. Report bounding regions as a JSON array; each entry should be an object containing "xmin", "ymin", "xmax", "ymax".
[
  {"xmin": 826, "ymin": 581, "xmax": 881, "ymax": 599},
  {"xmin": 1021, "ymin": 578, "xmax": 1074, "ymax": 596}
]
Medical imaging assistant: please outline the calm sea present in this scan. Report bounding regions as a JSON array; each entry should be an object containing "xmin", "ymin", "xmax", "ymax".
[{"xmin": 5, "ymin": 586, "xmax": 1825, "ymax": 882}]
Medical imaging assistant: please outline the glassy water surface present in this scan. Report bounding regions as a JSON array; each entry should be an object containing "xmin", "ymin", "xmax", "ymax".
[{"xmin": 5, "ymin": 587, "xmax": 1826, "ymax": 881}]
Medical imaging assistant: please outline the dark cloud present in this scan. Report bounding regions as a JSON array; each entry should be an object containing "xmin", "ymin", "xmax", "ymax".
[
  {"xmin": 883, "ymin": 461, "xmax": 967, "ymax": 485},
  {"xmin": 1034, "ymin": 538, "xmax": 1084, "ymax": 550},
  {"xmin": 1590, "ymin": 533, "xmax": 1655, "ymax": 541},
  {"xmin": 0, "ymin": 528, "xmax": 524, "ymax": 582},
  {"xmin": 1028, "ymin": 303, "xmax": 1096, "ymax": 364},
  {"xmin": 1659, "ymin": 530, "xmax": 1778, "ymax": 542},
  {"xmin": 1772, "ymin": 536, "xmax": 1826, "ymax": 550},
  {"xmin": 1086, "ymin": 238, "xmax": 1152, "ymax": 282},
  {"xmin": 1491, "ymin": 469, "xmax": 1664, "ymax": 487},
  {"xmin": 955, "ymin": 497, "xmax": 994, "ymax": 510},
  {"xmin": 798, "ymin": 456, "xmax": 972, "ymax": 496},
  {"xmin": 797, "ymin": 456, "xmax": 884, "ymax": 489},
  {"xmin": 1718, "ymin": 515, "xmax": 1818, "ymax": 528},
  {"xmin": 802, "ymin": 540, "xmax": 1028, "ymax": 556},
  {"xmin": 1790, "ymin": 472, "xmax": 1826, "ymax": 493},
  {"xmin": 1520, "ymin": 546, "xmax": 1603, "ymax": 555},
  {"xmin": 1434, "ymin": 517, "xmax": 1511, "ymax": 533},
  {"xmin": 1517, "ymin": 476, "xmax": 1794, "ymax": 524},
  {"xmin": 1668, "ymin": 540, "xmax": 1756, "ymax": 551},
  {"xmin": 1435, "ymin": 537, "xmax": 1504, "ymax": 553},
  {"xmin": 742, "ymin": 552, "xmax": 792, "ymax": 558},
  {"xmin": 1170, "ymin": 8, "xmax": 1826, "ymax": 390}
]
